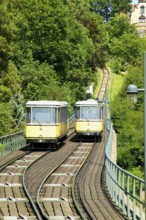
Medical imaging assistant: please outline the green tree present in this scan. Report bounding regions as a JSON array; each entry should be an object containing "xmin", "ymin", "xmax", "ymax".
[
  {"xmin": 65, "ymin": 0, "xmax": 110, "ymax": 69},
  {"xmin": 111, "ymin": 0, "xmax": 132, "ymax": 14},
  {"xmin": 0, "ymin": 0, "xmax": 18, "ymax": 73},
  {"xmin": 90, "ymin": 0, "xmax": 131, "ymax": 20},
  {"xmin": 0, "ymin": 60, "xmax": 24, "ymax": 132},
  {"xmin": 0, "ymin": 103, "xmax": 16, "ymax": 136},
  {"xmin": 105, "ymin": 14, "xmax": 142, "ymax": 72},
  {"xmin": 11, "ymin": 0, "xmax": 94, "ymax": 78},
  {"xmin": 90, "ymin": 0, "xmax": 112, "ymax": 21},
  {"xmin": 7, "ymin": 0, "xmax": 95, "ymax": 105},
  {"xmin": 111, "ymin": 64, "xmax": 144, "ymax": 177}
]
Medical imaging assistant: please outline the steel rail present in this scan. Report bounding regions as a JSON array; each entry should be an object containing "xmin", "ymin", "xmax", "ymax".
[
  {"xmin": 22, "ymin": 151, "xmax": 51, "ymax": 220},
  {"xmin": 36, "ymin": 142, "xmax": 81, "ymax": 219},
  {"xmin": 36, "ymin": 142, "xmax": 94, "ymax": 219},
  {"xmin": 0, "ymin": 150, "xmax": 47, "ymax": 219},
  {"xmin": 0, "ymin": 150, "xmax": 30, "ymax": 171},
  {"xmin": 72, "ymin": 142, "xmax": 97, "ymax": 220}
]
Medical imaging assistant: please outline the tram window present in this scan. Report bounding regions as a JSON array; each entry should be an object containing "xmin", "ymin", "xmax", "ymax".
[
  {"xmin": 61, "ymin": 108, "xmax": 64, "ymax": 122},
  {"xmin": 63, "ymin": 108, "xmax": 66, "ymax": 121},
  {"xmin": 97, "ymin": 108, "xmax": 101, "ymax": 119},
  {"xmin": 81, "ymin": 107, "xmax": 88, "ymax": 119},
  {"xmin": 63, "ymin": 107, "xmax": 67, "ymax": 121},
  {"xmin": 81, "ymin": 106, "xmax": 100, "ymax": 120},
  {"xmin": 32, "ymin": 107, "xmax": 51, "ymax": 124},
  {"xmin": 80, "ymin": 106, "xmax": 91, "ymax": 119},
  {"xmin": 99, "ymin": 108, "xmax": 103, "ymax": 119},
  {"xmin": 60, "ymin": 107, "xmax": 65, "ymax": 122},
  {"xmin": 60, "ymin": 108, "xmax": 63, "ymax": 122},
  {"xmin": 26, "ymin": 107, "xmax": 31, "ymax": 123},
  {"xmin": 75, "ymin": 107, "xmax": 80, "ymax": 119},
  {"xmin": 60, "ymin": 107, "xmax": 68, "ymax": 122},
  {"xmin": 52, "ymin": 107, "xmax": 57, "ymax": 124},
  {"xmin": 58, "ymin": 108, "xmax": 60, "ymax": 123}
]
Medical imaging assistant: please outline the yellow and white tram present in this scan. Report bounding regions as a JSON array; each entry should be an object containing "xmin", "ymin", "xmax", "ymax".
[
  {"xmin": 25, "ymin": 100, "xmax": 69, "ymax": 148},
  {"xmin": 75, "ymin": 99, "xmax": 103, "ymax": 140}
]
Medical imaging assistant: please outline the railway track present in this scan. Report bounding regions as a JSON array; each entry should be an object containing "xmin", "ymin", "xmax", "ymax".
[
  {"xmin": 0, "ymin": 149, "xmax": 47, "ymax": 219},
  {"xmin": 0, "ymin": 132, "xmax": 77, "ymax": 219},
  {"xmin": 70, "ymin": 68, "xmax": 127, "ymax": 220},
  {"xmin": 0, "ymin": 137, "xmax": 126, "ymax": 220},
  {"xmin": 98, "ymin": 68, "xmax": 109, "ymax": 100},
  {"xmin": 0, "ymin": 68, "xmax": 127, "ymax": 220},
  {"xmin": 37, "ymin": 141, "xmax": 94, "ymax": 219},
  {"xmin": 0, "ymin": 133, "xmax": 98, "ymax": 219},
  {"xmin": 73, "ymin": 137, "xmax": 126, "ymax": 220}
]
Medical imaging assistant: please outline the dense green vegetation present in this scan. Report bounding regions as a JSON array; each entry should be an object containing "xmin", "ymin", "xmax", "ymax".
[
  {"xmin": 111, "ymin": 64, "xmax": 145, "ymax": 179},
  {"xmin": 0, "ymin": 0, "xmax": 145, "ymax": 177}
]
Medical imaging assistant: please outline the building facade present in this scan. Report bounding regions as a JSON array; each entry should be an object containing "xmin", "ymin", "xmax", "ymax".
[{"xmin": 131, "ymin": 0, "xmax": 146, "ymax": 37}]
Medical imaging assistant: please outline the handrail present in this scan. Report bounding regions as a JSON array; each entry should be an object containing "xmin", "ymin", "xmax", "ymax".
[
  {"xmin": 105, "ymin": 119, "xmax": 145, "ymax": 220},
  {"xmin": 69, "ymin": 111, "xmax": 75, "ymax": 127},
  {"xmin": 0, "ymin": 131, "xmax": 26, "ymax": 156},
  {"xmin": 0, "ymin": 113, "xmax": 145, "ymax": 219}
]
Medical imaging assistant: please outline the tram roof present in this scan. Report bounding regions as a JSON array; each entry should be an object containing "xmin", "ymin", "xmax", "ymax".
[
  {"xmin": 26, "ymin": 100, "xmax": 68, "ymax": 107},
  {"xmin": 75, "ymin": 99, "xmax": 99, "ymax": 106}
]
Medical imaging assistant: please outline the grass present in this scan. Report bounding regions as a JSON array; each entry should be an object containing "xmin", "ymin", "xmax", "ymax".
[
  {"xmin": 93, "ymin": 67, "xmax": 126, "ymax": 101},
  {"xmin": 108, "ymin": 70, "xmax": 125, "ymax": 102},
  {"xmin": 93, "ymin": 68, "xmax": 103, "ymax": 98}
]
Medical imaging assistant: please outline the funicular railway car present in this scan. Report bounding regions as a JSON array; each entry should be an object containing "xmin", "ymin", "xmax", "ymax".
[
  {"xmin": 75, "ymin": 99, "xmax": 103, "ymax": 141},
  {"xmin": 25, "ymin": 100, "xmax": 69, "ymax": 148}
]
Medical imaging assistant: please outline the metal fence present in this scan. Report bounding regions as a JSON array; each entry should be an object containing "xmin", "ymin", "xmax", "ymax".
[
  {"xmin": 0, "ymin": 131, "xmax": 26, "ymax": 157},
  {"xmin": 0, "ymin": 116, "xmax": 145, "ymax": 219},
  {"xmin": 105, "ymin": 119, "xmax": 145, "ymax": 220},
  {"xmin": 69, "ymin": 111, "xmax": 75, "ymax": 128}
]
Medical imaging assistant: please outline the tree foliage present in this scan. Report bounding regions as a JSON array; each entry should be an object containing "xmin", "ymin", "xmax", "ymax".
[
  {"xmin": 111, "ymin": 0, "xmax": 132, "ymax": 14},
  {"xmin": 105, "ymin": 14, "xmax": 143, "ymax": 72},
  {"xmin": 0, "ymin": 0, "xmax": 143, "ymax": 146},
  {"xmin": 90, "ymin": 0, "xmax": 131, "ymax": 21},
  {"xmin": 111, "ymin": 64, "xmax": 144, "ymax": 177}
]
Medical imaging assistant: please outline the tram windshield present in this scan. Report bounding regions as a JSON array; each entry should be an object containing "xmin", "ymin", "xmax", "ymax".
[
  {"xmin": 27, "ymin": 107, "xmax": 57, "ymax": 124},
  {"xmin": 76, "ymin": 106, "xmax": 102, "ymax": 120}
]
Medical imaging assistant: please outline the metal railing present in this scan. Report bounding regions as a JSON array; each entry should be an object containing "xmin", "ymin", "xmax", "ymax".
[
  {"xmin": 0, "ymin": 131, "xmax": 26, "ymax": 157},
  {"xmin": 0, "ymin": 114, "xmax": 145, "ymax": 219},
  {"xmin": 105, "ymin": 119, "xmax": 145, "ymax": 220},
  {"xmin": 69, "ymin": 111, "xmax": 75, "ymax": 128}
]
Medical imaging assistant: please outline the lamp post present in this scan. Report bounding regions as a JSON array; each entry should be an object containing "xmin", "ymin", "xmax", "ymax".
[{"xmin": 127, "ymin": 52, "xmax": 146, "ymax": 219}]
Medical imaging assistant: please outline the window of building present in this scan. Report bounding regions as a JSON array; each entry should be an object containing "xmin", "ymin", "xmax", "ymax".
[
  {"xmin": 140, "ymin": 5, "xmax": 145, "ymax": 15},
  {"xmin": 139, "ymin": 15, "xmax": 146, "ymax": 23}
]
